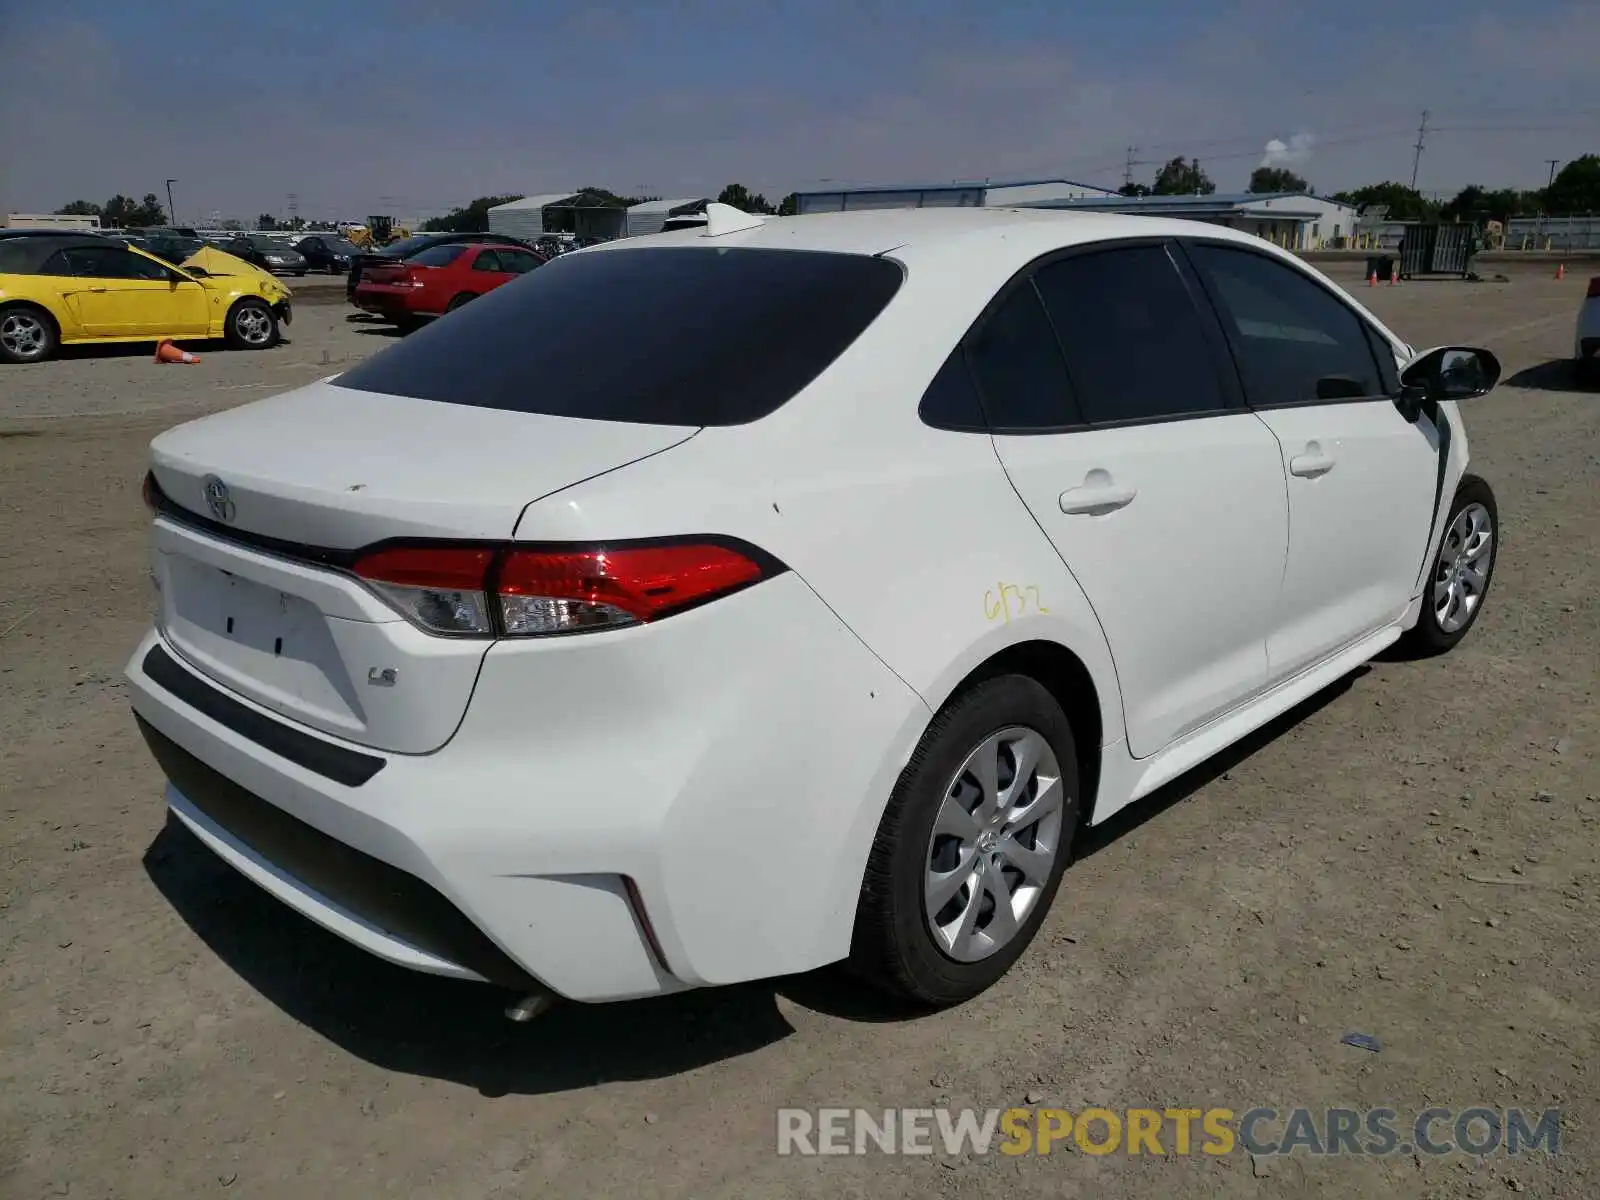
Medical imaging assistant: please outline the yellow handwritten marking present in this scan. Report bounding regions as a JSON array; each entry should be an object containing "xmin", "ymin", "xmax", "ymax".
[{"xmin": 985, "ymin": 583, "xmax": 1047, "ymax": 622}]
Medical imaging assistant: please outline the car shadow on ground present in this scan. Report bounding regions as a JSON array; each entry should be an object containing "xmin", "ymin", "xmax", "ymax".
[
  {"xmin": 142, "ymin": 667, "xmax": 1367, "ymax": 1095},
  {"xmin": 1505, "ymin": 359, "xmax": 1594, "ymax": 392}
]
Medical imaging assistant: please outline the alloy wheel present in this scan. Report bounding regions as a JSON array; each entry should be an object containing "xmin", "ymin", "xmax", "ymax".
[{"xmin": 1434, "ymin": 502, "xmax": 1494, "ymax": 634}]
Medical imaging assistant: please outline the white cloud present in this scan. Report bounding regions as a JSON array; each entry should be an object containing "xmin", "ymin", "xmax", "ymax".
[{"xmin": 1261, "ymin": 132, "xmax": 1316, "ymax": 169}]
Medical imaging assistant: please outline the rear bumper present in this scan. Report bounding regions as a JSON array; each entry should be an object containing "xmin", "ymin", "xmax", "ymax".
[{"xmin": 125, "ymin": 570, "xmax": 929, "ymax": 1002}]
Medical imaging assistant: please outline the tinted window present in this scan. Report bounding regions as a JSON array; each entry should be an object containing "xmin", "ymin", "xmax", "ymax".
[
  {"xmin": 409, "ymin": 244, "xmax": 466, "ymax": 267},
  {"xmin": 384, "ymin": 235, "xmax": 442, "ymax": 258},
  {"xmin": 471, "ymin": 249, "xmax": 504, "ymax": 272},
  {"xmin": 61, "ymin": 245, "xmax": 170, "ymax": 280},
  {"xmin": 963, "ymin": 283, "xmax": 1077, "ymax": 431},
  {"xmin": 1033, "ymin": 245, "xmax": 1228, "ymax": 424},
  {"xmin": 498, "ymin": 249, "xmax": 541, "ymax": 274},
  {"xmin": 1187, "ymin": 243, "xmax": 1382, "ymax": 404},
  {"xmin": 336, "ymin": 247, "xmax": 904, "ymax": 425},
  {"xmin": 918, "ymin": 349, "xmax": 987, "ymax": 431},
  {"xmin": 40, "ymin": 250, "xmax": 71, "ymax": 275}
]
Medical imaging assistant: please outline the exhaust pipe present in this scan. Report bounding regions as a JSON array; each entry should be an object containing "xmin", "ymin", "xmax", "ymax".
[{"xmin": 504, "ymin": 990, "xmax": 557, "ymax": 1023}]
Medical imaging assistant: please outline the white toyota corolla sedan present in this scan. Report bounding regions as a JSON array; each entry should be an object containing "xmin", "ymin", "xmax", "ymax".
[{"xmin": 127, "ymin": 205, "xmax": 1502, "ymax": 1011}]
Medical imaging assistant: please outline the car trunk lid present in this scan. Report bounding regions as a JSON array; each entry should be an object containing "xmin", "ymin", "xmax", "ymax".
[{"xmin": 147, "ymin": 379, "xmax": 697, "ymax": 752}]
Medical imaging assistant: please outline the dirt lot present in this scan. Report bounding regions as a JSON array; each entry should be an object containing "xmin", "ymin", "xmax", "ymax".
[{"xmin": 1, "ymin": 264, "xmax": 1596, "ymax": 1199}]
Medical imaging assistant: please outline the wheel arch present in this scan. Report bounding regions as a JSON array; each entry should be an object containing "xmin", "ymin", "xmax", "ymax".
[{"xmin": 935, "ymin": 638, "xmax": 1108, "ymax": 826}]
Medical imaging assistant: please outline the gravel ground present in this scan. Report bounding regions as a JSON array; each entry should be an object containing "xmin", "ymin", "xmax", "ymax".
[{"xmin": 0, "ymin": 263, "xmax": 1596, "ymax": 1199}]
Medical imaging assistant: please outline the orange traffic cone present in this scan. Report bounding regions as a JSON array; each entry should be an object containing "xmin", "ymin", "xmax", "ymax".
[
  {"xmin": 1555, "ymin": 263, "xmax": 1566, "ymax": 280},
  {"xmin": 154, "ymin": 339, "xmax": 199, "ymax": 364},
  {"xmin": 1368, "ymin": 270, "xmax": 1377, "ymax": 287},
  {"xmin": 1389, "ymin": 264, "xmax": 1399, "ymax": 286}
]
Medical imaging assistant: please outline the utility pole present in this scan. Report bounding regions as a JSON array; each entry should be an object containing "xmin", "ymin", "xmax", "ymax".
[
  {"xmin": 1545, "ymin": 159, "xmax": 1560, "ymax": 188},
  {"xmin": 1123, "ymin": 145, "xmax": 1137, "ymax": 189},
  {"xmin": 1409, "ymin": 109, "xmax": 1429, "ymax": 190},
  {"xmin": 165, "ymin": 179, "xmax": 177, "ymax": 224},
  {"xmin": 287, "ymin": 193, "xmax": 299, "ymax": 227}
]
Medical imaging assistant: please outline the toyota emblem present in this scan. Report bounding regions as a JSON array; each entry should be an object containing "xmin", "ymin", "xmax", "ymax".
[{"xmin": 202, "ymin": 475, "xmax": 236, "ymax": 524}]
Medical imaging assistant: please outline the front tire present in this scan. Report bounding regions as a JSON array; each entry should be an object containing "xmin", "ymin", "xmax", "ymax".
[
  {"xmin": 224, "ymin": 299, "xmax": 279, "ymax": 350},
  {"xmin": 850, "ymin": 675, "xmax": 1081, "ymax": 1007},
  {"xmin": 0, "ymin": 304, "xmax": 59, "ymax": 364},
  {"xmin": 445, "ymin": 292, "xmax": 476, "ymax": 312},
  {"xmin": 1402, "ymin": 474, "xmax": 1498, "ymax": 656}
]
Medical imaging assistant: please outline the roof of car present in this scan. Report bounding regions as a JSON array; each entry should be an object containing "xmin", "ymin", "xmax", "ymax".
[
  {"xmin": 587, "ymin": 205, "xmax": 1265, "ymax": 263},
  {"xmin": 0, "ymin": 233, "xmax": 117, "ymax": 273}
]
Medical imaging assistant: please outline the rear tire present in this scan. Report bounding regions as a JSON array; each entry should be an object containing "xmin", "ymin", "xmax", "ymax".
[
  {"xmin": 849, "ymin": 675, "xmax": 1081, "ymax": 1007},
  {"xmin": 224, "ymin": 298, "xmax": 279, "ymax": 350},
  {"xmin": 0, "ymin": 304, "xmax": 59, "ymax": 364},
  {"xmin": 446, "ymin": 292, "xmax": 476, "ymax": 312},
  {"xmin": 1400, "ymin": 474, "xmax": 1498, "ymax": 656}
]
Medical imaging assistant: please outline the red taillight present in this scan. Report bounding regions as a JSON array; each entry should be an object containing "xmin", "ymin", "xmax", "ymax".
[
  {"xmin": 350, "ymin": 539, "xmax": 777, "ymax": 637},
  {"xmin": 1587, "ymin": 276, "xmax": 1600, "ymax": 298},
  {"xmin": 354, "ymin": 545, "xmax": 498, "ymax": 636},
  {"xmin": 497, "ymin": 543, "xmax": 767, "ymax": 634}
]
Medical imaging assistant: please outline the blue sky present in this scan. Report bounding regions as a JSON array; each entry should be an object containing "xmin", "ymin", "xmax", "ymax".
[{"xmin": 2, "ymin": 0, "xmax": 1595, "ymax": 224}]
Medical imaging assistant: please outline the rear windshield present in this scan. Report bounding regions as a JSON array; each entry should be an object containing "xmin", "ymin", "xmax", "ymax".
[{"xmin": 333, "ymin": 246, "xmax": 905, "ymax": 426}]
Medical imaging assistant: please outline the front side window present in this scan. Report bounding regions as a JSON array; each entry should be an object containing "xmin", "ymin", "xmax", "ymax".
[
  {"xmin": 470, "ymin": 249, "xmax": 504, "ymax": 272},
  {"xmin": 1033, "ymin": 244, "xmax": 1228, "ymax": 425},
  {"xmin": 1186, "ymin": 243, "xmax": 1382, "ymax": 404},
  {"xmin": 963, "ymin": 283, "xmax": 1078, "ymax": 431},
  {"xmin": 61, "ymin": 245, "xmax": 171, "ymax": 280}
]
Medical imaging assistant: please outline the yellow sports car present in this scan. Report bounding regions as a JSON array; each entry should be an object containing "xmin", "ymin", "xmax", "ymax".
[{"xmin": 0, "ymin": 233, "xmax": 293, "ymax": 364}]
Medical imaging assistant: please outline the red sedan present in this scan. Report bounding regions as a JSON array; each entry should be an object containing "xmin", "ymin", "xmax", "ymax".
[{"xmin": 354, "ymin": 241, "xmax": 545, "ymax": 329}]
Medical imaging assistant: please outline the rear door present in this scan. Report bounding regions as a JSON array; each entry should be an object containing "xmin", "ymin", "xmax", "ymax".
[
  {"xmin": 1182, "ymin": 241, "xmax": 1440, "ymax": 684},
  {"xmin": 982, "ymin": 241, "xmax": 1289, "ymax": 757}
]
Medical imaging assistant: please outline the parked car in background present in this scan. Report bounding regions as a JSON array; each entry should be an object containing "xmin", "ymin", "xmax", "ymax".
[
  {"xmin": 347, "ymin": 231, "xmax": 542, "ymax": 299},
  {"xmin": 293, "ymin": 235, "xmax": 362, "ymax": 274},
  {"xmin": 353, "ymin": 241, "xmax": 543, "ymax": 330},
  {"xmin": 1577, "ymin": 275, "xmax": 1600, "ymax": 387},
  {"xmin": 218, "ymin": 234, "xmax": 308, "ymax": 276},
  {"xmin": 140, "ymin": 233, "xmax": 208, "ymax": 267},
  {"xmin": 0, "ymin": 232, "xmax": 292, "ymax": 363},
  {"xmin": 126, "ymin": 208, "xmax": 1503, "ymax": 1011}
]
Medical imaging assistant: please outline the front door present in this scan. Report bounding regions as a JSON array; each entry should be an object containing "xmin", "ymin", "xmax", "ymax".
[
  {"xmin": 60, "ymin": 244, "xmax": 209, "ymax": 337},
  {"xmin": 976, "ymin": 242, "xmax": 1290, "ymax": 758},
  {"xmin": 1182, "ymin": 241, "xmax": 1441, "ymax": 684}
]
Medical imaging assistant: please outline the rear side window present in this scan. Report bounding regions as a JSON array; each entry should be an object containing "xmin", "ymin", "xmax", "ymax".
[
  {"xmin": 498, "ymin": 250, "xmax": 541, "ymax": 274},
  {"xmin": 1186, "ymin": 243, "xmax": 1382, "ymax": 404},
  {"xmin": 918, "ymin": 349, "xmax": 987, "ymax": 431},
  {"xmin": 1033, "ymin": 245, "xmax": 1230, "ymax": 424},
  {"xmin": 409, "ymin": 244, "xmax": 466, "ymax": 267},
  {"xmin": 334, "ymin": 247, "xmax": 905, "ymax": 426},
  {"xmin": 963, "ymin": 283, "xmax": 1078, "ymax": 431},
  {"xmin": 471, "ymin": 249, "xmax": 503, "ymax": 272}
]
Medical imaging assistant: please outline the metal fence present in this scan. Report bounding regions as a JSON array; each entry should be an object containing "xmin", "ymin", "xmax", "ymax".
[{"xmin": 1504, "ymin": 215, "xmax": 1600, "ymax": 251}]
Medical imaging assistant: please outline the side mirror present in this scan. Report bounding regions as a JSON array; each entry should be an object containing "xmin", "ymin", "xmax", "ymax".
[{"xmin": 1400, "ymin": 345, "xmax": 1501, "ymax": 402}]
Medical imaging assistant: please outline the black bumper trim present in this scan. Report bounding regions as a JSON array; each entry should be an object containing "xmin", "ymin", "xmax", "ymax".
[
  {"xmin": 137, "ymin": 715, "xmax": 540, "ymax": 991},
  {"xmin": 141, "ymin": 643, "xmax": 385, "ymax": 787}
]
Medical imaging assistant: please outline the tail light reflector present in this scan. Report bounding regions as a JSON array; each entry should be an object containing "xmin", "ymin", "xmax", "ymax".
[{"xmin": 350, "ymin": 539, "xmax": 779, "ymax": 638}]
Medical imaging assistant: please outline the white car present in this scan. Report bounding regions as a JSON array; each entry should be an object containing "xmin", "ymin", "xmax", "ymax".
[
  {"xmin": 1577, "ymin": 274, "xmax": 1600, "ymax": 386},
  {"xmin": 127, "ymin": 205, "xmax": 1502, "ymax": 1011}
]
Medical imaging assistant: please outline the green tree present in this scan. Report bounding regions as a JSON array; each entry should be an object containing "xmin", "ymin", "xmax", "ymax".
[
  {"xmin": 131, "ymin": 193, "xmax": 166, "ymax": 227},
  {"xmin": 715, "ymin": 182, "xmax": 775, "ymax": 214},
  {"xmin": 1248, "ymin": 166, "xmax": 1309, "ymax": 194},
  {"xmin": 101, "ymin": 194, "xmax": 137, "ymax": 226},
  {"xmin": 1543, "ymin": 154, "xmax": 1600, "ymax": 213},
  {"xmin": 1152, "ymin": 157, "xmax": 1214, "ymax": 196},
  {"xmin": 1440, "ymin": 185, "xmax": 1537, "ymax": 224},
  {"xmin": 257, "ymin": 213, "xmax": 277, "ymax": 230},
  {"xmin": 421, "ymin": 194, "xmax": 525, "ymax": 233},
  {"xmin": 55, "ymin": 199, "xmax": 102, "ymax": 217},
  {"xmin": 1118, "ymin": 182, "xmax": 1152, "ymax": 197},
  {"xmin": 1330, "ymin": 182, "xmax": 1439, "ymax": 222},
  {"xmin": 777, "ymin": 192, "xmax": 798, "ymax": 216}
]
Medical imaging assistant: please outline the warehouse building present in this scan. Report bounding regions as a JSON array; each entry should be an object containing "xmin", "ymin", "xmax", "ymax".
[
  {"xmin": 624, "ymin": 198, "xmax": 708, "ymax": 237},
  {"xmin": 790, "ymin": 177, "xmax": 1121, "ymax": 213},
  {"xmin": 1023, "ymin": 191, "xmax": 1362, "ymax": 250}
]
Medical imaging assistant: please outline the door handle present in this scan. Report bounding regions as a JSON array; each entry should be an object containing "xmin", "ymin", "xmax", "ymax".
[
  {"xmin": 87, "ymin": 285, "xmax": 108, "ymax": 293},
  {"xmin": 1289, "ymin": 451, "xmax": 1336, "ymax": 478},
  {"xmin": 1059, "ymin": 484, "xmax": 1138, "ymax": 515}
]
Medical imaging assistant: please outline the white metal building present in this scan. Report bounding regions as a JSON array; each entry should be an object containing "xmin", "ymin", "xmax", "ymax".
[
  {"xmin": 624, "ymin": 198, "xmax": 707, "ymax": 237},
  {"xmin": 1022, "ymin": 192, "xmax": 1361, "ymax": 250},
  {"xmin": 487, "ymin": 192, "xmax": 581, "ymax": 240},
  {"xmin": 791, "ymin": 177, "xmax": 1120, "ymax": 214}
]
